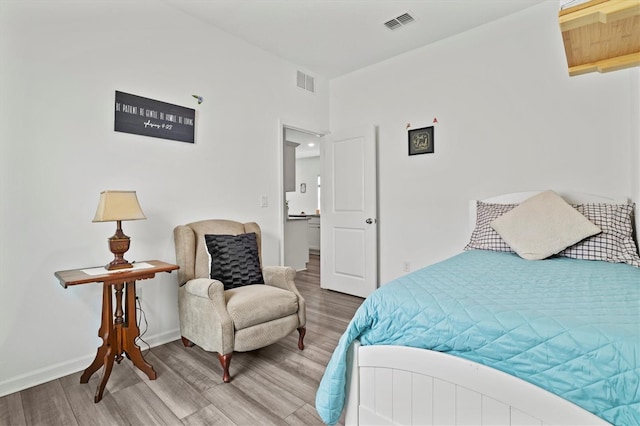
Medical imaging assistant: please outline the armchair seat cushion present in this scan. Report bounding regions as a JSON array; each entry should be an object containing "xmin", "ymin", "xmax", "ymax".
[{"xmin": 225, "ymin": 284, "xmax": 299, "ymax": 330}]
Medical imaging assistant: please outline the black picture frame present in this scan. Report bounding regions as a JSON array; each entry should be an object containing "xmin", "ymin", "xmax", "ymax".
[{"xmin": 408, "ymin": 126, "xmax": 434, "ymax": 155}]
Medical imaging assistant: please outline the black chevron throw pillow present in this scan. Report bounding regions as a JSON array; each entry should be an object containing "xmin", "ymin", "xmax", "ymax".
[{"xmin": 204, "ymin": 233, "xmax": 264, "ymax": 290}]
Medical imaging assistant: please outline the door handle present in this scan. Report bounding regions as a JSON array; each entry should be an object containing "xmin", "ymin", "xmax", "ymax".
[{"xmin": 365, "ymin": 218, "xmax": 375, "ymax": 224}]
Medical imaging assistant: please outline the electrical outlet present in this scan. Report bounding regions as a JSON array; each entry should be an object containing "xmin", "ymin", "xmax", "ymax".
[
  {"xmin": 260, "ymin": 195, "xmax": 268, "ymax": 207},
  {"xmin": 402, "ymin": 261, "xmax": 411, "ymax": 272},
  {"xmin": 137, "ymin": 286, "xmax": 142, "ymax": 300}
]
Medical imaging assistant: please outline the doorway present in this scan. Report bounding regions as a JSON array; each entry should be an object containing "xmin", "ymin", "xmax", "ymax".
[
  {"xmin": 280, "ymin": 124, "xmax": 324, "ymax": 274},
  {"xmin": 279, "ymin": 122, "xmax": 379, "ymax": 298}
]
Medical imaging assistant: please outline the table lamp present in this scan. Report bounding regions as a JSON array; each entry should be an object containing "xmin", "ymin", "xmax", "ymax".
[{"xmin": 93, "ymin": 190, "xmax": 146, "ymax": 270}]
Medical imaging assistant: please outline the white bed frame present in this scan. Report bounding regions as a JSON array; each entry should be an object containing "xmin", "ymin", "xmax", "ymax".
[{"xmin": 343, "ymin": 191, "xmax": 635, "ymax": 426}]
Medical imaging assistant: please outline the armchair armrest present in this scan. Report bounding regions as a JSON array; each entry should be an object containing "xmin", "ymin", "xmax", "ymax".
[
  {"xmin": 180, "ymin": 278, "xmax": 234, "ymax": 354},
  {"xmin": 262, "ymin": 266, "xmax": 306, "ymax": 327},
  {"xmin": 262, "ymin": 266, "xmax": 296, "ymax": 292},
  {"xmin": 184, "ymin": 278, "xmax": 226, "ymax": 302}
]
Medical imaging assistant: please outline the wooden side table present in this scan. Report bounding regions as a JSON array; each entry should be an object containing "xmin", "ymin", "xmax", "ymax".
[{"xmin": 55, "ymin": 260, "xmax": 179, "ymax": 403}]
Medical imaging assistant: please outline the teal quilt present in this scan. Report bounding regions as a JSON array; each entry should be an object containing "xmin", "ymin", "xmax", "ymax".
[{"xmin": 315, "ymin": 250, "xmax": 640, "ymax": 425}]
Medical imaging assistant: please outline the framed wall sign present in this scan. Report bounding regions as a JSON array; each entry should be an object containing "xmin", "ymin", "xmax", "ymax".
[
  {"xmin": 408, "ymin": 126, "xmax": 434, "ymax": 155},
  {"xmin": 114, "ymin": 91, "xmax": 196, "ymax": 143}
]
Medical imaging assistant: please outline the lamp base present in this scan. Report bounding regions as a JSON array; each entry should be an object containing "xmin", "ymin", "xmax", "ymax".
[
  {"xmin": 106, "ymin": 258, "xmax": 133, "ymax": 271},
  {"xmin": 106, "ymin": 234, "xmax": 133, "ymax": 271}
]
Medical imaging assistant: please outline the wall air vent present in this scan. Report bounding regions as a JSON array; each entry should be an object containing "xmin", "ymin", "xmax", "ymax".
[
  {"xmin": 384, "ymin": 12, "xmax": 415, "ymax": 30},
  {"xmin": 297, "ymin": 70, "xmax": 315, "ymax": 93}
]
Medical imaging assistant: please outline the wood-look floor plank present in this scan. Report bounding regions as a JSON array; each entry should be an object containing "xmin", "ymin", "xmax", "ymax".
[
  {"xmin": 59, "ymin": 372, "xmax": 128, "ymax": 426},
  {"xmin": 0, "ymin": 254, "xmax": 362, "ymax": 426},
  {"xmin": 20, "ymin": 380, "xmax": 78, "ymax": 426},
  {"xmin": 150, "ymin": 340, "xmax": 221, "ymax": 392},
  {"xmin": 254, "ymin": 342, "xmax": 331, "ymax": 383},
  {"xmin": 231, "ymin": 352, "xmax": 320, "ymax": 405},
  {"xmin": 131, "ymin": 350, "xmax": 211, "ymax": 419},
  {"xmin": 0, "ymin": 392, "xmax": 26, "ymax": 426},
  {"xmin": 227, "ymin": 369, "xmax": 305, "ymax": 419},
  {"xmin": 272, "ymin": 336, "xmax": 335, "ymax": 369},
  {"xmin": 180, "ymin": 403, "xmax": 236, "ymax": 425},
  {"xmin": 173, "ymin": 341, "xmax": 229, "ymax": 382},
  {"xmin": 111, "ymin": 382, "xmax": 181, "ymax": 425},
  {"xmin": 82, "ymin": 357, "xmax": 143, "ymax": 397},
  {"xmin": 203, "ymin": 383, "xmax": 288, "ymax": 426},
  {"xmin": 284, "ymin": 403, "xmax": 326, "ymax": 425}
]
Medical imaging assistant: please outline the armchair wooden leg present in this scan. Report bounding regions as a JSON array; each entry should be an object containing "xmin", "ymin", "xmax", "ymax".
[
  {"xmin": 218, "ymin": 353, "xmax": 232, "ymax": 383},
  {"xmin": 297, "ymin": 326, "xmax": 306, "ymax": 350},
  {"xmin": 181, "ymin": 336, "xmax": 194, "ymax": 347}
]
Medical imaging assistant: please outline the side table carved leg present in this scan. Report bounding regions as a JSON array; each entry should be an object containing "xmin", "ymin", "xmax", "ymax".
[
  {"xmin": 122, "ymin": 280, "xmax": 157, "ymax": 380},
  {"xmin": 80, "ymin": 283, "xmax": 113, "ymax": 384},
  {"xmin": 95, "ymin": 339, "xmax": 115, "ymax": 403}
]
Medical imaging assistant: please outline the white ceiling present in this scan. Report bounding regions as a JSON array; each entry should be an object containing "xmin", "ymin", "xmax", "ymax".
[
  {"xmin": 285, "ymin": 128, "xmax": 323, "ymax": 159},
  {"xmin": 164, "ymin": 0, "xmax": 550, "ymax": 158},
  {"xmin": 164, "ymin": 0, "xmax": 548, "ymax": 79}
]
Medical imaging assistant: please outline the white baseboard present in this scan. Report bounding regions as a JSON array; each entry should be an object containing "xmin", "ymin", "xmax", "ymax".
[{"xmin": 0, "ymin": 328, "xmax": 181, "ymax": 398}]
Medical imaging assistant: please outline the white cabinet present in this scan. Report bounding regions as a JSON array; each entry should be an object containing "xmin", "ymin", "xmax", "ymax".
[
  {"xmin": 284, "ymin": 218, "xmax": 309, "ymax": 271},
  {"xmin": 308, "ymin": 216, "xmax": 320, "ymax": 251},
  {"xmin": 284, "ymin": 141, "xmax": 299, "ymax": 192}
]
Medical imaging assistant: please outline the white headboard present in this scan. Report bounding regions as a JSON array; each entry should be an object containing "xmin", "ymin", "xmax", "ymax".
[{"xmin": 468, "ymin": 190, "xmax": 636, "ymax": 246}]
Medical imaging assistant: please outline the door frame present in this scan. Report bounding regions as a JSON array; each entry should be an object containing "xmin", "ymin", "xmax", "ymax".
[{"xmin": 277, "ymin": 119, "xmax": 326, "ymax": 266}]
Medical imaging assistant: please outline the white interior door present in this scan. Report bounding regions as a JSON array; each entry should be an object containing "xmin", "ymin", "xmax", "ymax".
[{"xmin": 320, "ymin": 125, "xmax": 378, "ymax": 298}]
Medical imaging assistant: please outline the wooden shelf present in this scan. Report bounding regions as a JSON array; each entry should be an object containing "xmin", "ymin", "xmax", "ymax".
[{"xmin": 559, "ymin": 0, "xmax": 640, "ymax": 76}]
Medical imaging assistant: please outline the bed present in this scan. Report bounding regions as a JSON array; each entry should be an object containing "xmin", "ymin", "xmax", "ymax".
[{"xmin": 315, "ymin": 191, "xmax": 640, "ymax": 426}]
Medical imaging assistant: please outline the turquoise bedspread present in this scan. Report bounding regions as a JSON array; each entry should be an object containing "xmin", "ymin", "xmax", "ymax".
[{"xmin": 315, "ymin": 250, "xmax": 640, "ymax": 425}]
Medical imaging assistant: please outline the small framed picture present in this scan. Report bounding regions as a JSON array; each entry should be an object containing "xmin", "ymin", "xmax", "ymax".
[{"xmin": 408, "ymin": 126, "xmax": 434, "ymax": 156}]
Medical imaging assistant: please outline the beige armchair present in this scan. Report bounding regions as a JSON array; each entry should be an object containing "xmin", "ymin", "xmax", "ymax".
[{"xmin": 173, "ymin": 219, "xmax": 306, "ymax": 382}]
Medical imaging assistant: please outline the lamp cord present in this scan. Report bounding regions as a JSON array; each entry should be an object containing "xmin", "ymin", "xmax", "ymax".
[{"xmin": 135, "ymin": 295, "xmax": 151, "ymax": 353}]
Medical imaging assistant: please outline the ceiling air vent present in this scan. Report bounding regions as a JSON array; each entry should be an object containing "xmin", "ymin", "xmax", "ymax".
[
  {"xmin": 297, "ymin": 70, "xmax": 315, "ymax": 93},
  {"xmin": 384, "ymin": 19, "xmax": 402, "ymax": 30},
  {"xmin": 384, "ymin": 12, "xmax": 415, "ymax": 30},
  {"xmin": 396, "ymin": 13, "xmax": 414, "ymax": 25}
]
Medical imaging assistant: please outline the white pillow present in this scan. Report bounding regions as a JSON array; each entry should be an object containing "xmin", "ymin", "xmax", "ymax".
[{"xmin": 490, "ymin": 190, "xmax": 601, "ymax": 260}]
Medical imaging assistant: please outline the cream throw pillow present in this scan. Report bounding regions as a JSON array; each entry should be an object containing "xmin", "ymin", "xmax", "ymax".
[{"xmin": 490, "ymin": 190, "xmax": 601, "ymax": 260}]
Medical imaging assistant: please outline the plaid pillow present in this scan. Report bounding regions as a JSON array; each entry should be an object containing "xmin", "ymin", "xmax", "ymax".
[
  {"xmin": 558, "ymin": 203, "xmax": 640, "ymax": 267},
  {"xmin": 465, "ymin": 201, "xmax": 517, "ymax": 253}
]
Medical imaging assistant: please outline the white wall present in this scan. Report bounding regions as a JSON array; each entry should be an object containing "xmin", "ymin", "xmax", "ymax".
[
  {"xmin": 631, "ymin": 70, "xmax": 640, "ymax": 238},
  {"xmin": 287, "ymin": 156, "xmax": 320, "ymax": 215},
  {"xmin": 0, "ymin": 1, "xmax": 329, "ymax": 395},
  {"xmin": 330, "ymin": 1, "xmax": 639, "ymax": 284}
]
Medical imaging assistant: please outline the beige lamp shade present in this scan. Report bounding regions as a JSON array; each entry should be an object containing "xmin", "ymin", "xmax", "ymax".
[{"xmin": 93, "ymin": 190, "xmax": 146, "ymax": 222}]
